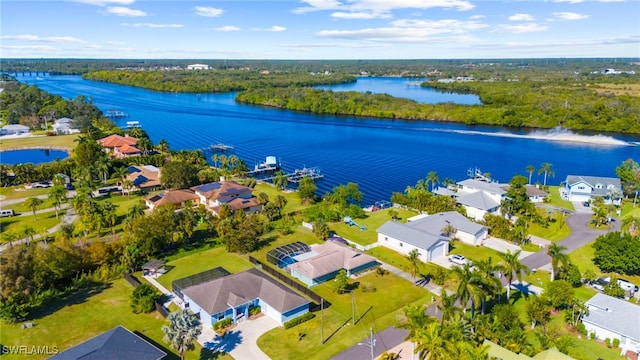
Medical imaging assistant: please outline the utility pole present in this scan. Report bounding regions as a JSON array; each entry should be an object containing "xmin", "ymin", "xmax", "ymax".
[
  {"xmin": 351, "ymin": 291, "xmax": 355, "ymax": 325},
  {"xmin": 320, "ymin": 298, "xmax": 324, "ymax": 344}
]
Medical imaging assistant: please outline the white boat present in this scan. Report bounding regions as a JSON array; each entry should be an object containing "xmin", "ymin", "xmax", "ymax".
[{"xmin": 126, "ymin": 121, "xmax": 141, "ymax": 129}]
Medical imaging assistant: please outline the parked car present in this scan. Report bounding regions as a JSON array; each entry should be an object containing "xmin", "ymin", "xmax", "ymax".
[
  {"xmin": 448, "ymin": 254, "xmax": 469, "ymax": 266},
  {"xmin": 591, "ymin": 276, "xmax": 610, "ymax": 292},
  {"xmin": 582, "ymin": 201, "xmax": 590, "ymax": 207},
  {"xmin": 617, "ymin": 279, "xmax": 639, "ymax": 293},
  {"xmin": 31, "ymin": 180, "xmax": 52, "ymax": 188}
]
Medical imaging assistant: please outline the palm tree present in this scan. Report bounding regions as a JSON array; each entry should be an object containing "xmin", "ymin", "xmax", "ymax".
[
  {"xmin": 414, "ymin": 322, "xmax": 447, "ymax": 360},
  {"xmin": 498, "ymin": 249, "xmax": 530, "ymax": 300},
  {"xmin": 102, "ymin": 201, "xmax": 118, "ymax": 235},
  {"xmin": 1, "ymin": 232, "xmax": 18, "ymax": 247},
  {"xmin": 441, "ymin": 223, "xmax": 457, "ymax": 239},
  {"xmin": 451, "ymin": 263, "xmax": 483, "ymax": 318},
  {"xmin": 538, "ymin": 162, "xmax": 555, "ymax": 187},
  {"xmin": 25, "ymin": 197, "xmax": 44, "ymax": 220},
  {"xmin": 157, "ymin": 138, "xmax": 170, "ymax": 154},
  {"xmin": 49, "ymin": 184, "xmax": 67, "ymax": 219},
  {"xmin": 407, "ymin": 249, "xmax": 421, "ymax": 281},
  {"xmin": 437, "ymin": 288, "xmax": 462, "ymax": 322},
  {"xmin": 22, "ymin": 225, "xmax": 36, "ymax": 245},
  {"xmin": 622, "ymin": 216, "xmax": 640, "ymax": 236},
  {"xmin": 162, "ymin": 309, "xmax": 202, "ymax": 360},
  {"xmin": 526, "ymin": 165, "xmax": 535, "ymax": 185},
  {"xmin": 114, "ymin": 166, "xmax": 128, "ymax": 183},
  {"xmin": 473, "ymin": 257, "xmax": 503, "ymax": 313},
  {"xmin": 94, "ymin": 158, "xmax": 109, "ymax": 183},
  {"xmin": 273, "ymin": 170, "xmax": 288, "ymax": 190},
  {"xmin": 547, "ymin": 243, "xmax": 569, "ymax": 281},
  {"xmin": 426, "ymin": 171, "xmax": 439, "ymax": 192}
]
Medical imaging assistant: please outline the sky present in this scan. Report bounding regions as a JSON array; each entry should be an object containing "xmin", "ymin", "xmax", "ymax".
[{"xmin": 1, "ymin": 0, "xmax": 639, "ymax": 59}]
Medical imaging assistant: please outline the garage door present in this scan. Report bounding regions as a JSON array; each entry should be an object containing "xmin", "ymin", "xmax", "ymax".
[
  {"xmin": 262, "ymin": 303, "xmax": 281, "ymax": 324},
  {"xmin": 430, "ymin": 242, "xmax": 447, "ymax": 261}
]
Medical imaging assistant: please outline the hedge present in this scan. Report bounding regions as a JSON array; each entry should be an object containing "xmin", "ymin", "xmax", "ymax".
[
  {"xmin": 214, "ymin": 317, "xmax": 233, "ymax": 330},
  {"xmin": 283, "ymin": 313, "xmax": 315, "ymax": 329}
]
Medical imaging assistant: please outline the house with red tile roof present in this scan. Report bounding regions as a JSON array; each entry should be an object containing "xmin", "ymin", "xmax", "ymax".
[
  {"xmin": 191, "ymin": 177, "xmax": 262, "ymax": 215},
  {"xmin": 97, "ymin": 134, "xmax": 141, "ymax": 158},
  {"xmin": 145, "ymin": 189, "xmax": 199, "ymax": 210}
]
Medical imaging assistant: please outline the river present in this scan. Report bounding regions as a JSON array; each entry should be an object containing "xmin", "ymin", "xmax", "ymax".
[{"xmin": 17, "ymin": 74, "xmax": 639, "ymax": 205}]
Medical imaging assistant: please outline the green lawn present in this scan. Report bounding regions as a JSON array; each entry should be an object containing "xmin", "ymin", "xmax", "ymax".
[
  {"xmin": 329, "ymin": 208, "xmax": 417, "ymax": 246},
  {"xmin": 528, "ymin": 208, "xmax": 571, "ymax": 241},
  {"xmin": 0, "ymin": 279, "xmax": 230, "ymax": 360},
  {"xmin": 366, "ymin": 246, "xmax": 442, "ymax": 277},
  {"xmin": 0, "ymin": 210, "xmax": 61, "ymax": 239},
  {"xmin": 569, "ymin": 242, "xmax": 640, "ymax": 288},
  {"xmin": 253, "ymin": 182, "xmax": 309, "ymax": 215},
  {"xmin": 0, "ymin": 133, "xmax": 78, "ymax": 151},
  {"xmin": 0, "ymin": 186, "xmax": 51, "ymax": 201},
  {"xmin": 155, "ymin": 247, "xmax": 254, "ymax": 290},
  {"xmin": 545, "ymin": 186, "xmax": 575, "ymax": 211},
  {"xmin": 4, "ymin": 196, "xmax": 58, "ymax": 213},
  {"xmin": 449, "ymin": 241, "xmax": 505, "ymax": 264},
  {"xmin": 258, "ymin": 271, "xmax": 433, "ymax": 360}
]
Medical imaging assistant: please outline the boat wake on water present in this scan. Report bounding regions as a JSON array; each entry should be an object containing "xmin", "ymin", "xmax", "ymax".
[{"xmin": 418, "ymin": 126, "xmax": 634, "ymax": 146}]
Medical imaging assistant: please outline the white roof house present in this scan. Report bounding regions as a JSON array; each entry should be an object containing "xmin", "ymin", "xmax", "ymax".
[
  {"xmin": 563, "ymin": 175, "xmax": 622, "ymax": 205},
  {"xmin": 187, "ymin": 64, "xmax": 210, "ymax": 70},
  {"xmin": 407, "ymin": 211, "xmax": 488, "ymax": 246},
  {"xmin": 455, "ymin": 178, "xmax": 507, "ymax": 221},
  {"xmin": 582, "ymin": 293, "xmax": 640, "ymax": 355},
  {"xmin": 1, "ymin": 124, "xmax": 30, "ymax": 135}
]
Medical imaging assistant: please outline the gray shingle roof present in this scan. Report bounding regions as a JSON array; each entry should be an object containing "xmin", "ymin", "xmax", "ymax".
[
  {"xmin": 583, "ymin": 293, "xmax": 640, "ymax": 342},
  {"xmin": 457, "ymin": 191, "xmax": 500, "ymax": 210},
  {"xmin": 565, "ymin": 175, "xmax": 621, "ymax": 197},
  {"xmin": 457, "ymin": 179, "xmax": 507, "ymax": 195},
  {"xmin": 409, "ymin": 211, "xmax": 487, "ymax": 236},
  {"xmin": 377, "ymin": 221, "xmax": 448, "ymax": 250},
  {"xmin": 182, "ymin": 268, "xmax": 309, "ymax": 315},
  {"xmin": 288, "ymin": 241, "xmax": 377, "ymax": 280},
  {"xmin": 49, "ymin": 325, "xmax": 166, "ymax": 360}
]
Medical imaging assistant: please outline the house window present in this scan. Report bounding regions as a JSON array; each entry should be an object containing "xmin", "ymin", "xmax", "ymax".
[
  {"xmin": 577, "ymin": 186, "xmax": 585, "ymax": 190},
  {"xmin": 384, "ymin": 236, "xmax": 388, "ymax": 241},
  {"xmin": 607, "ymin": 184, "xmax": 615, "ymax": 189},
  {"xmin": 399, "ymin": 242, "xmax": 403, "ymax": 247},
  {"xmin": 595, "ymin": 184, "xmax": 602, "ymax": 189}
]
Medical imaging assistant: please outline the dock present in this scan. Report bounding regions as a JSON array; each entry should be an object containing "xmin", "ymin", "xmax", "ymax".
[
  {"xmin": 125, "ymin": 121, "xmax": 141, "ymax": 129},
  {"xmin": 105, "ymin": 109, "xmax": 128, "ymax": 119},
  {"xmin": 210, "ymin": 143, "xmax": 234, "ymax": 151},
  {"xmin": 257, "ymin": 166, "xmax": 324, "ymax": 183}
]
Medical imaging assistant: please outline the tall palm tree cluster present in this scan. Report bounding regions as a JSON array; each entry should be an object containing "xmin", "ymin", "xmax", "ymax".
[{"xmin": 400, "ymin": 250, "xmax": 533, "ymax": 360}]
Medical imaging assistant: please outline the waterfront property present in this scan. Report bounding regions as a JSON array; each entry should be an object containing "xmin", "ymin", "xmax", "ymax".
[
  {"xmin": 284, "ymin": 240, "xmax": 379, "ymax": 287},
  {"xmin": 582, "ymin": 293, "xmax": 640, "ymax": 355},
  {"xmin": 191, "ymin": 178, "xmax": 261, "ymax": 215},
  {"xmin": 561, "ymin": 175, "xmax": 623, "ymax": 205},
  {"xmin": 456, "ymin": 177, "xmax": 507, "ymax": 221},
  {"xmin": 406, "ymin": 211, "xmax": 488, "ymax": 246},
  {"xmin": 178, "ymin": 268, "xmax": 310, "ymax": 326},
  {"xmin": 524, "ymin": 185, "xmax": 549, "ymax": 203},
  {"xmin": 52, "ymin": 117, "xmax": 80, "ymax": 135},
  {"xmin": 126, "ymin": 165, "xmax": 161, "ymax": 193},
  {"xmin": 377, "ymin": 217, "xmax": 450, "ymax": 263},
  {"xmin": 97, "ymin": 134, "xmax": 141, "ymax": 158},
  {"xmin": 145, "ymin": 189, "xmax": 199, "ymax": 210},
  {"xmin": 50, "ymin": 325, "xmax": 167, "ymax": 360}
]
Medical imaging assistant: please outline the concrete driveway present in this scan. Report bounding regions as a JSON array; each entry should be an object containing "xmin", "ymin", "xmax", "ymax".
[
  {"xmin": 483, "ymin": 237, "xmax": 533, "ymax": 258},
  {"xmin": 200, "ymin": 315, "xmax": 278, "ymax": 360}
]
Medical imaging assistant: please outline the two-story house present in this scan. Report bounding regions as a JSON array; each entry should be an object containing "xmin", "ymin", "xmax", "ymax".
[
  {"xmin": 456, "ymin": 178, "xmax": 508, "ymax": 221},
  {"xmin": 191, "ymin": 177, "xmax": 262, "ymax": 215},
  {"xmin": 562, "ymin": 175, "xmax": 622, "ymax": 205}
]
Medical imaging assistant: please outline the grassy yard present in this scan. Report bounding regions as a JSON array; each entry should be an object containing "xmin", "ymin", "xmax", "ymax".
[
  {"xmin": 0, "ymin": 186, "xmax": 51, "ymax": 201},
  {"xmin": 545, "ymin": 186, "xmax": 575, "ymax": 211},
  {"xmin": 0, "ymin": 278, "xmax": 230, "ymax": 360},
  {"xmin": 528, "ymin": 208, "xmax": 571, "ymax": 241},
  {"xmin": 449, "ymin": 241, "xmax": 505, "ymax": 263},
  {"xmin": 0, "ymin": 210, "xmax": 61, "ymax": 238},
  {"xmin": 258, "ymin": 271, "xmax": 433, "ymax": 360},
  {"xmin": 0, "ymin": 133, "xmax": 79, "ymax": 150},
  {"xmin": 569, "ymin": 242, "xmax": 640, "ymax": 289},
  {"xmin": 329, "ymin": 208, "xmax": 417, "ymax": 246},
  {"xmin": 155, "ymin": 247, "xmax": 254, "ymax": 290},
  {"xmin": 366, "ymin": 246, "xmax": 442, "ymax": 277},
  {"xmin": 253, "ymin": 182, "xmax": 309, "ymax": 215}
]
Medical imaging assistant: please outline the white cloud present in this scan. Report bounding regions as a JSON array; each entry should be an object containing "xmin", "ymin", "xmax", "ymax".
[
  {"xmin": 106, "ymin": 6, "xmax": 146, "ymax": 17},
  {"xmin": 71, "ymin": 0, "xmax": 135, "ymax": 6},
  {"xmin": 492, "ymin": 23, "xmax": 548, "ymax": 34},
  {"xmin": 121, "ymin": 23, "xmax": 184, "ymax": 28},
  {"xmin": 330, "ymin": 11, "xmax": 392, "ymax": 19},
  {"xmin": 280, "ymin": 42, "xmax": 389, "ymax": 49},
  {"xmin": 1, "ymin": 34, "xmax": 86, "ymax": 43},
  {"xmin": 552, "ymin": 0, "xmax": 583, "ymax": 3},
  {"xmin": 469, "ymin": 15, "xmax": 485, "ymax": 20},
  {"xmin": 294, "ymin": 0, "xmax": 475, "ymax": 15},
  {"xmin": 508, "ymin": 13, "xmax": 534, "ymax": 21},
  {"xmin": 266, "ymin": 26, "xmax": 287, "ymax": 32},
  {"xmin": 552, "ymin": 12, "xmax": 590, "ymax": 20},
  {"xmin": 316, "ymin": 19, "xmax": 487, "ymax": 42},
  {"xmin": 195, "ymin": 6, "xmax": 223, "ymax": 17},
  {"xmin": 107, "ymin": 41, "xmax": 126, "ymax": 46},
  {"xmin": 215, "ymin": 26, "xmax": 241, "ymax": 31},
  {"xmin": 475, "ymin": 35, "xmax": 640, "ymax": 49}
]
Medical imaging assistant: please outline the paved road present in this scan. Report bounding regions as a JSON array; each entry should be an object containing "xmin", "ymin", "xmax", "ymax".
[
  {"xmin": 521, "ymin": 213, "xmax": 620, "ymax": 270},
  {"xmin": 331, "ymin": 326, "xmax": 409, "ymax": 360}
]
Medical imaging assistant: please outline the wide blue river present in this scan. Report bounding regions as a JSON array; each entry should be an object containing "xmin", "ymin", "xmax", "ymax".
[{"xmin": 17, "ymin": 74, "xmax": 639, "ymax": 205}]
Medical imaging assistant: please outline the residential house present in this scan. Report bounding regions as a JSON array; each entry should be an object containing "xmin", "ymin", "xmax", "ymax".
[
  {"xmin": 50, "ymin": 325, "xmax": 166, "ymax": 360},
  {"xmin": 126, "ymin": 165, "xmax": 161, "ymax": 193},
  {"xmin": 1, "ymin": 124, "xmax": 30, "ymax": 135},
  {"xmin": 287, "ymin": 240, "xmax": 378, "ymax": 287},
  {"xmin": 52, "ymin": 117, "xmax": 80, "ymax": 135},
  {"xmin": 582, "ymin": 293, "xmax": 640, "ymax": 355},
  {"xmin": 97, "ymin": 134, "xmax": 141, "ymax": 158},
  {"xmin": 456, "ymin": 178, "xmax": 507, "ymax": 221},
  {"xmin": 191, "ymin": 178, "xmax": 261, "ymax": 215},
  {"xmin": 562, "ymin": 175, "xmax": 622, "ymax": 205},
  {"xmin": 406, "ymin": 211, "xmax": 488, "ymax": 246},
  {"xmin": 524, "ymin": 185, "xmax": 549, "ymax": 203},
  {"xmin": 145, "ymin": 189, "xmax": 199, "ymax": 210},
  {"xmin": 180, "ymin": 268, "xmax": 310, "ymax": 326},
  {"xmin": 187, "ymin": 64, "xmax": 210, "ymax": 70},
  {"xmin": 377, "ymin": 218, "xmax": 450, "ymax": 263}
]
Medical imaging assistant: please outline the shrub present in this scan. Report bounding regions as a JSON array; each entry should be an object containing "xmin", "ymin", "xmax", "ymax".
[
  {"xmin": 576, "ymin": 322, "xmax": 587, "ymax": 335},
  {"xmin": 249, "ymin": 306, "xmax": 261, "ymax": 316},
  {"xmin": 605, "ymin": 338, "xmax": 611, "ymax": 348},
  {"xmin": 283, "ymin": 312, "xmax": 315, "ymax": 329},
  {"xmin": 375, "ymin": 266, "xmax": 389, "ymax": 277},
  {"xmin": 612, "ymin": 338, "xmax": 620, "ymax": 348},
  {"xmin": 590, "ymin": 332, "xmax": 596, "ymax": 340},
  {"xmin": 361, "ymin": 282, "xmax": 376, "ymax": 293},
  {"xmin": 432, "ymin": 267, "xmax": 447, "ymax": 286},
  {"xmin": 213, "ymin": 317, "xmax": 233, "ymax": 330},
  {"xmin": 129, "ymin": 283, "xmax": 159, "ymax": 314}
]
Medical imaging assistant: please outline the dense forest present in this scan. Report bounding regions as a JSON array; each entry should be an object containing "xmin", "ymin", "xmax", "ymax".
[
  {"xmin": 235, "ymin": 80, "xmax": 640, "ymax": 133},
  {"xmin": 82, "ymin": 69, "xmax": 357, "ymax": 93}
]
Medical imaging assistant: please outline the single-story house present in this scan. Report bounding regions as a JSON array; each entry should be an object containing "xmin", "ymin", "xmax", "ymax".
[
  {"xmin": 456, "ymin": 178, "xmax": 507, "ymax": 221},
  {"xmin": 191, "ymin": 178, "xmax": 261, "ymax": 215},
  {"xmin": 407, "ymin": 211, "xmax": 488, "ymax": 246},
  {"xmin": 145, "ymin": 189, "xmax": 199, "ymax": 210},
  {"xmin": 52, "ymin": 117, "xmax": 80, "ymax": 135},
  {"xmin": 562, "ymin": 175, "xmax": 622, "ymax": 205},
  {"xmin": 582, "ymin": 293, "xmax": 640, "ymax": 355},
  {"xmin": 524, "ymin": 185, "xmax": 549, "ymax": 203},
  {"xmin": 181, "ymin": 268, "xmax": 310, "ymax": 327},
  {"xmin": 97, "ymin": 134, "xmax": 141, "ymax": 158},
  {"xmin": 288, "ymin": 241, "xmax": 378, "ymax": 287},
  {"xmin": 187, "ymin": 64, "xmax": 210, "ymax": 70},
  {"xmin": 377, "ymin": 219, "xmax": 449, "ymax": 263},
  {"xmin": 126, "ymin": 165, "xmax": 161, "ymax": 192},
  {"xmin": 1, "ymin": 124, "xmax": 30, "ymax": 135},
  {"xmin": 50, "ymin": 325, "xmax": 166, "ymax": 360}
]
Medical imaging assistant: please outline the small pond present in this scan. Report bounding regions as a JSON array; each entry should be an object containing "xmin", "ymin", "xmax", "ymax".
[{"xmin": 0, "ymin": 149, "xmax": 69, "ymax": 165}]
